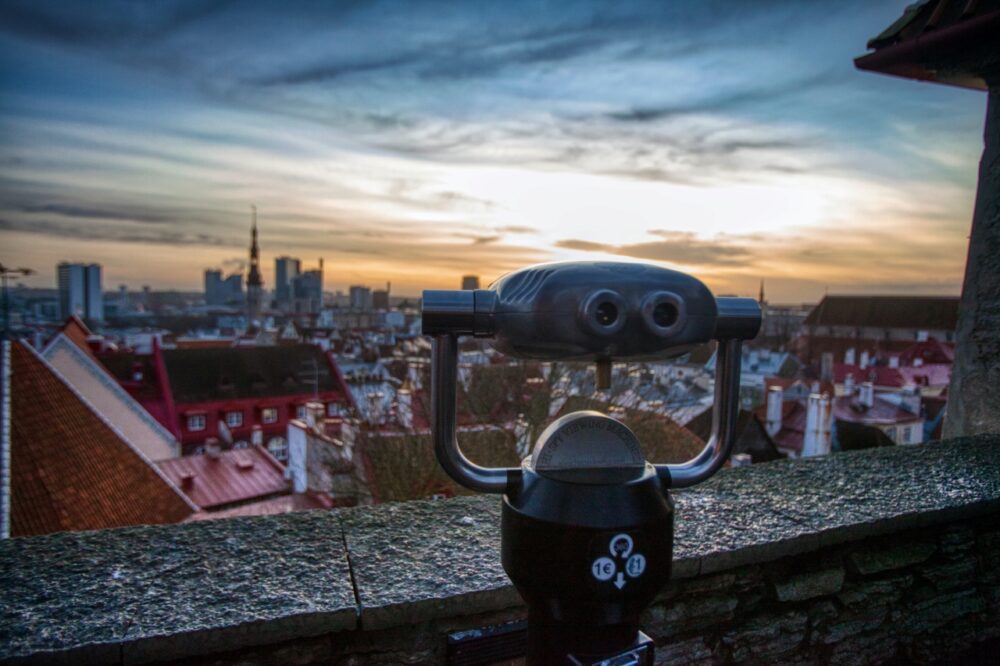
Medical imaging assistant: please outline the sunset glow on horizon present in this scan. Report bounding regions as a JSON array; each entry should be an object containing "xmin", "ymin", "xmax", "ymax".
[{"xmin": 0, "ymin": 1, "xmax": 986, "ymax": 302}]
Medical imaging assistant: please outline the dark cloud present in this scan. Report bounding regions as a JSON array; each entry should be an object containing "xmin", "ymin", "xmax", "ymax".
[
  {"xmin": 0, "ymin": 217, "xmax": 229, "ymax": 246},
  {"xmin": 14, "ymin": 203, "xmax": 175, "ymax": 224},
  {"xmin": 605, "ymin": 72, "xmax": 842, "ymax": 123},
  {"xmin": 556, "ymin": 231, "xmax": 754, "ymax": 266}
]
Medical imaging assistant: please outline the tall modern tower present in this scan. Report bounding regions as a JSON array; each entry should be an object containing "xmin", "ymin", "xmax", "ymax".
[
  {"xmin": 57, "ymin": 262, "xmax": 103, "ymax": 324},
  {"xmin": 274, "ymin": 256, "xmax": 301, "ymax": 309},
  {"xmin": 246, "ymin": 206, "xmax": 264, "ymax": 323}
]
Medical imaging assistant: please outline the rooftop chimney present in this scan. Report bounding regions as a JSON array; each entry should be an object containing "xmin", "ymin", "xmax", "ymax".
[
  {"xmin": 859, "ymin": 382, "xmax": 875, "ymax": 409},
  {"xmin": 888, "ymin": 356, "xmax": 899, "ymax": 369},
  {"xmin": 820, "ymin": 352, "xmax": 834, "ymax": 382},
  {"xmin": 765, "ymin": 386, "xmax": 783, "ymax": 437},
  {"xmin": 914, "ymin": 357, "xmax": 924, "ymax": 368},
  {"xmin": 917, "ymin": 330, "xmax": 929, "ymax": 342},
  {"xmin": 901, "ymin": 384, "xmax": 922, "ymax": 416},
  {"xmin": 397, "ymin": 389, "xmax": 413, "ymax": 430},
  {"xmin": 287, "ymin": 422, "xmax": 307, "ymax": 493},
  {"xmin": 251, "ymin": 425, "xmax": 263, "ymax": 447},
  {"xmin": 845, "ymin": 347, "xmax": 856, "ymax": 365},
  {"xmin": 305, "ymin": 401, "xmax": 324, "ymax": 430},
  {"xmin": 801, "ymin": 393, "xmax": 831, "ymax": 458},
  {"xmin": 844, "ymin": 373, "xmax": 856, "ymax": 395},
  {"xmin": 205, "ymin": 438, "xmax": 222, "ymax": 460}
]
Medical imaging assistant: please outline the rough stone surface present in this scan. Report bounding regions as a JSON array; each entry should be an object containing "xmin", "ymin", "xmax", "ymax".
[
  {"xmin": 0, "ymin": 511, "xmax": 356, "ymax": 664},
  {"xmin": 339, "ymin": 497, "xmax": 521, "ymax": 631},
  {"xmin": 1, "ymin": 435, "xmax": 999, "ymax": 664},
  {"xmin": 674, "ymin": 434, "xmax": 1000, "ymax": 577}
]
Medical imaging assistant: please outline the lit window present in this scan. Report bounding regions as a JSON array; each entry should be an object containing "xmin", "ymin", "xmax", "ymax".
[
  {"xmin": 327, "ymin": 402, "xmax": 343, "ymax": 417},
  {"xmin": 261, "ymin": 407, "xmax": 278, "ymax": 424},
  {"xmin": 268, "ymin": 436, "xmax": 288, "ymax": 461},
  {"xmin": 296, "ymin": 405, "xmax": 306, "ymax": 420},
  {"xmin": 187, "ymin": 414, "xmax": 206, "ymax": 432},
  {"xmin": 226, "ymin": 411, "xmax": 243, "ymax": 427}
]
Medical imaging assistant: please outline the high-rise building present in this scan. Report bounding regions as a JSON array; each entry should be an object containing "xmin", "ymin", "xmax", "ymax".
[
  {"xmin": 292, "ymin": 268, "xmax": 323, "ymax": 314},
  {"xmin": 204, "ymin": 269, "xmax": 223, "ymax": 306},
  {"xmin": 372, "ymin": 290, "xmax": 390, "ymax": 311},
  {"xmin": 462, "ymin": 275, "xmax": 480, "ymax": 290},
  {"xmin": 275, "ymin": 256, "xmax": 301, "ymax": 308},
  {"xmin": 349, "ymin": 285, "xmax": 372, "ymax": 311},
  {"xmin": 57, "ymin": 262, "xmax": 103, "ymax": 323},
  {"xmin": 246, "ymin": 206, "xmax": 264, "ymax": 322}
]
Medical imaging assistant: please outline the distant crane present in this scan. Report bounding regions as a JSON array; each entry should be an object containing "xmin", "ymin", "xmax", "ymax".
[{"xmin": 0, "ymin": 263, "xmax": 35, "ymax": 339}]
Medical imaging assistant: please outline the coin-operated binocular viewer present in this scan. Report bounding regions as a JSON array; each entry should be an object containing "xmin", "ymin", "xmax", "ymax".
[{"xmin": 423, "ymin": 262, "xmax": 760, "ymax": 664}]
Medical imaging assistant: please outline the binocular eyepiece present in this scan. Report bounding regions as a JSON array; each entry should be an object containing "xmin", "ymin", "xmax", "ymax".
[{"xmin": 423, "ymin": 261, "xmax": 759, "ymax": 361}]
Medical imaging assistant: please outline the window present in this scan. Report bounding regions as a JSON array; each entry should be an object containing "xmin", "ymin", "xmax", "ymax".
[
  {"xmin": 327, "ymin": 402, "xmax": 344, "ymax": 417},
  {"xmin": 261, "ymin": 407, "xmax": 278, "ymax": 424},
  {"xmin": 233, "ymin": 440, "xmax": 249, "ymax": 449},
  {"xmin": 885, "ymin": 426, "xmax": 896, "ymax": 440},
  {"xmin": 187, "ymin": 414, "xmax": 206, "ymax": 432},
  {"xmin": 296, "ymin": 405, "xmax": 306, "ymax": 420},
  {"xmin": 225, "ymin": 411, "xmax": 243, "ymax": 427},
  {"xmin": 268, "ymin": 436, "xmax": 288, "ymax": 461},
  {"xmin": 902, "ymin": 426, "xmax": 913, "ymax": 443}
]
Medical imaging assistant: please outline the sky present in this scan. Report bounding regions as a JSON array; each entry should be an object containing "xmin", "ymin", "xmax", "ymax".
[{"xmin": 0, "ymin": 0, "xmax": 988, "ymax": 302}]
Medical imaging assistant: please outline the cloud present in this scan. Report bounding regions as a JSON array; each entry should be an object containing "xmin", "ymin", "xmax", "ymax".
[
  {"xmin": 13, "ymin": 203, "xmax": 175, "ymax": 224},
  {"xmin": 556, "ymin": 231, "xmax": 754, "ymax": 267},
  {"xmin": 0, "ymin": 217, "xmax": 229, "ymax": 246}
]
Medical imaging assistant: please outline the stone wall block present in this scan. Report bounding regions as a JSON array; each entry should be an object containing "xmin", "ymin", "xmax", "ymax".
[
  {"xmin": 836, "ymin": 574, "xmax": 913, "ymax": 611},
  {"xmin": 939, "ymin": 525, "xmax": 976, "ymax": 560},
  {"xmin": 653, "ymin": 637, "xmax": 715, "ymax": 666},
  {"xmin": 773, "ymin": 567, "xmax": 845, "ymax": 603},
  {"xmin": 921, "ymin": 560, "xmax": 977, "ymax": 592},
  {"xmin": 848, "ymin": 541, "xmax": 936, "ymax": 575},
  {"xmin": 820, "ymin": 607, "xmax": 890, "ymax": 646},
  {"xmin": 976, "ymin": 530, "xmax": 1000, "ymax": 583},
  {"xmin": 903, "ymin": 588, "xmax": 984, "ymax": 635},
  {"xmin": 826, "ymin": 629, "xmax": 899, "ymax": 666},
  {"xmin": 722, "ymin": 610, "xmax": 808, "ymax": 662},
  {"xmin": 642, "ymin": 594, "xmax": 738, "ymax": 639}
]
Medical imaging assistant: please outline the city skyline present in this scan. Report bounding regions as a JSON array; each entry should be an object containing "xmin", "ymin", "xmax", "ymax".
[{"xmin": 0, "ymin": 1, "xmax": 987, "ymax": 301}]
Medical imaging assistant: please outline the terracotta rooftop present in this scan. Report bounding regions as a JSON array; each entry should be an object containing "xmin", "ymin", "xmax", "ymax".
[
  {"xmin": 157, "ymin": 446, "xmax": 289, "ymax": 510},
  {"xmin": 185, "ymin": 492, "xmax": 334, "ymax": 521},
  {"xmin": 803, "ymin": 295, "xmax": 959, "ymax": 330},
  {"xmin": 7, "ymin": 341, "xmax": 195, "ymax": 537}
]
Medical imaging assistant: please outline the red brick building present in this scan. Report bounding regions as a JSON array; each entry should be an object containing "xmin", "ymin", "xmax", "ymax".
[{"xmin": 100, "ymin": 343, "xmax": 353, "ymax": 458}]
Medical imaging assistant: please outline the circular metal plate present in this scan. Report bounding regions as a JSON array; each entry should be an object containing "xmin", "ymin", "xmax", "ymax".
[{"xmin": 530, "ymin": 411, "xmax": 646, "ymax": 484}]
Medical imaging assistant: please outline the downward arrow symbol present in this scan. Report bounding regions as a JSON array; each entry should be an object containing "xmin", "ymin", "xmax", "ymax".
[{"xmin": 614, "ymin": 573, "xmax": 626, "ymax": 590}]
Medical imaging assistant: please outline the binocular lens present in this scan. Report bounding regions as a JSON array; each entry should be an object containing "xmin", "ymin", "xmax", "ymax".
[
  {"xmin": 595, "ymin": 301, "xmax": 619, "ymax": 327},
  {"xmin": 652, "ymin": 302, "xmax": 678, "ymax": 328}
]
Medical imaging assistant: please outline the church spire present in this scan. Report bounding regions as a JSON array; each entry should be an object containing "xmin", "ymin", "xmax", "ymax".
[
  {"xmin": 758, "ymin": 279, "xmax": 765, "ymax": 305},
  {"xmin": 246, "ymin": 205, "xmax": 263, "ymax": 323}
]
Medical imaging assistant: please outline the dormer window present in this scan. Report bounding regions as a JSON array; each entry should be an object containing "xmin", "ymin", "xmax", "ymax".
[
  {"xmin": 261, "ymin": 407, "xmax": 278, "ymax": 424},
  {"xmin": 225, "ymin": 411, "xmax": 243, "ymax": 427},
  {"xmin": 187, "ymin": 414, "xmax": 206, "ymax": 432}
]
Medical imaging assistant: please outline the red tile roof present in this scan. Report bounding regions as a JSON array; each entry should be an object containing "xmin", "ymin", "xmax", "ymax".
[
  {"xmin": 9, "ymin": 342, "xmax": 195, "ymax": 537},
  {"xmin": 833, "ymin": 363, "xmax": 905, "ymax": 388},
  {"xmin": 185, "ymin": 492, "xmax": 337, "ymax": 521},
  {"xmin": 157, "ymin": 446, "xmax": 289, "ymax": 510},
  {"xmin": 832, "ymin": 396, "xmax": 921, "ymax": 426}
]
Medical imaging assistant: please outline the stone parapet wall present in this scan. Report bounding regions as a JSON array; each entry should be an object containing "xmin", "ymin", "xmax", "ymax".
[{"xmin": 1, "ymin": 434, "xmax": 998, "ymax": 664}]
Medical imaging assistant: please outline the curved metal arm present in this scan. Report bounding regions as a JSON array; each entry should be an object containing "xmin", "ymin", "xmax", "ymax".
[
  {"xmin": 656, "ymin": 338, "xmax": 743, "ymax": 488},
  {"xmin": 432, "ymin": 334, "xmax": 520, "ymax": 493}
]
